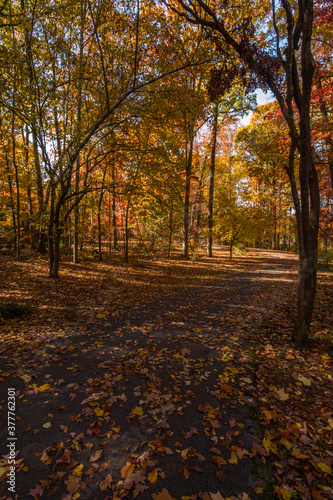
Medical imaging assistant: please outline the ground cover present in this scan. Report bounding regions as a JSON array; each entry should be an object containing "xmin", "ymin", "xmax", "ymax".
[{"xmin": 0, "ymin": 247, "xmax": 332, "ymax": 500}]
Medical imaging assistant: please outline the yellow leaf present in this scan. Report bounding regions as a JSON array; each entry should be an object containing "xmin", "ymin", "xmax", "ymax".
[
  {"xmin": 20, "ymin": 374, "xmax": 32, "ymax": 382},
  {"xmin": 147, "ymin": 470, "xmax": 158, "ymax": 484},
  {"xmin": 72, "ymin": 464, "xmax": 84, "ymax": 477},
  {"xmin": 280, "ymin": 438, "xmax": 293, "ymax": 450},
  {"xmin": 263, "ymin": 437, "xmax": 278, "ymax": 454},
  {"xmin": 0, "ymin": 466, "xmax": 7, "ymax": 482},
  {"xmin": 273, "ymin": 486, "xmax": 292, "ymax": 500},
  {"xmin": 42, "ymin": 422, "xmax": 52, "ymax": 428},
  {"xmin": 40, "ymin": 450, "xmax": 50, "ymax": 463},
  {"xmin": 317, "ymin": 463, "xmax": 332, "ymax": 475},
  {"xmin": 131, "ymin": 406, "xmax": 143, "ymax": 416},
  {"xmin": 227, "ymin": 367, "xmax": 239, "ymax": 374},
  {"xmin": 120, "ymin": 462, "xmax": 135, "ymax": 479},
  {"xmin": 38, "ymin": 384, "xmax": 51, "ymax": 392},
  {"xmin": 262, "ymin": 409, "xmax": 277, "ymax": 422},
  {"xmin": 73, "ymin": 494, "xmax": 80, "ymax": 499},
  {"xmin": 291, "ymin": 449, "xmax": 310, "ymax": 459},
  {"xmin": 276, "ymin": 388, "xmax": 289, "ymax": 401},
  {"xmin": 298, "ymin": 375, "xmax": 311, "ymax": 386},
  {"xmin": 94, "ymin": 407, "xmax": 104, "ymax": 417},
  {"xmin": 228, "ymin": 451, "xmax": 238, "ymax": 464}
]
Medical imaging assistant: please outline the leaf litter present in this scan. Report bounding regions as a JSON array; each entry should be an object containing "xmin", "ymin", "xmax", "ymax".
[{"xmin": 0, "ymin": 248, "xmax": 332, "ymax": 499}]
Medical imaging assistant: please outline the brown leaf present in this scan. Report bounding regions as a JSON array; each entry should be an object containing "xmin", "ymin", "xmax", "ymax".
[
  {"xmin": 90, "ymin": 450, "xmax": 102, "ymax": 462},
  {"xmin": 152, "ymin": 488, "xmax": 178, "ymax": 500},
  {"xmin": 216, "ymin": 470, "xmax": 226, "ymax": 483},
  {"xmin": 99, "ymin": 473, "xmax": 113, "ymax": 491}
]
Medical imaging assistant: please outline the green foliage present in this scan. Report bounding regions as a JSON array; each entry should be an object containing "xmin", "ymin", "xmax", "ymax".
[
  {"xmin": 318, "ymin": 247, "xmax": 333, "ymax": 270},
  {"xmin": 0, "ymin": 300, "xmax": 31, "ymax": 320}
]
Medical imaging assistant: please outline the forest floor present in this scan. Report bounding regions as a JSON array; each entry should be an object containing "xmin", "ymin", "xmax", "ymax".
[{"xmin": 0, "ymin": 247, "xmax": 332, "ymax": 500}]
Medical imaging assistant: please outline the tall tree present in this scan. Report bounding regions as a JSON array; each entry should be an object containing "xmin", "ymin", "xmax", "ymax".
[
  {"xmin": 166, "ymin": 0, "xmax": 320, "ymax": 346},
  {"xmin": 207, "ymin": 101, "xmax": 218, "ymax": 257}
]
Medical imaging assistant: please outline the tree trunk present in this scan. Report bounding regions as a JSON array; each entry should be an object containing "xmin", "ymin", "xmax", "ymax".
[
  {"xmin": 207, "ymin": 103, "xmax": 218, "ymax": 257},
  {"xmin": 48, "ymin": 184, "xmax": 55, "ymax": 277},
  {"xmin": 194, "ymin": 173, "xmax": 204, "ymax": 247},
  {"xmin": 111, "ymin": 162, "xmax": 118, "ymax": 249},
  {"xmin": 315, "ymin": 79, "xmax": 333, "ymax": 192},
  {"xmin": 292, "ymin": 1, "xmax": 320, "ymax": 346},
  {"xmin": 73, "ymin": 164, "xmax": 80, "ymax": 263},
  {"xmin": 125, "ymin": 203, "xmax": 130, "ymax": 263},
  {"xmin": 182, "ymin": 134, "xmax": 194, "ymax": 258},
  {"xmin": 7, "ymin": 170, "xmax": 17, "ymax": 250},
  {"xmin": 49, "ymin": 227, "xmax": 62, "ymax": 279},
  {"xmin": 11, "ymin": 113, "xmax": 21, "ymax": 262},
  {"xmin": 32, "ymin": 130, "xmax": 47, "ymax": 254},
  {"xmin": 73, "ymin": 0, "xmax": 85, "ymax": 263},
  {"xmin": 293, "ymin": 130, "xmax": 320, "ymax": 345},
  {"xmin": 168, "ymin": 205, "xmax": 173, "ymax": 258},
  {"xmin": 97, "ymin": 171, "xmax": 107, "ymax": 261}
]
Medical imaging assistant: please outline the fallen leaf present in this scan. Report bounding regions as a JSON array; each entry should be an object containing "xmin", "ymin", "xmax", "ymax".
[
  {"xmin": 100, "ymin": 473, "xmax": 113, "ymax": 491},
  {"xmin": 38, "ymin": 384, "xmax": 52, "ymax": 392},
  {"xmin": 148, "ymin": 470, "xmax": 158, "ymax": 484},
  {"xmin": 131, "ymin": 406, "xmax": 144, "ymax": 416},
  {"xmin": 276, "ymin": 388, "xmax": 289, "ymax": 401},
  {"xmin": 90, "ymin": 450, "xmax": 102, "ymax": 462},
  {"xmin": 298, "ymin": 375, "xmax": 311, "ymax": 386},
  {"xmin": 317, "ymin": 463, "xmax": 332, "ymax": 475},
  {"xmin": 121, "ymin": 462, "xmax": 135, "ymax": 479},
  {"xmin": 72, "ymin": 464, "xmax": 84, "ymax": 477},
  {"xmin": 152, "ymin": 488, "xmax": 178, "ymax": 500},
  {"xmin": 28, "ymin": 484, "xmax": 44, "ymax": 497}
]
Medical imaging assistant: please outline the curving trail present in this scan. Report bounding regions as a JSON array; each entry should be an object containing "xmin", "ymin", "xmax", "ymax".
[{"xmin": 0, "ymin": 249, "xmax": 299, "ymax": 500}]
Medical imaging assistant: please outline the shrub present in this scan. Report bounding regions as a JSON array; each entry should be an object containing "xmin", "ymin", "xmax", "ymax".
[{"xmin": 0, "ymin": 300, "xmax": 31, "ymax": 320}]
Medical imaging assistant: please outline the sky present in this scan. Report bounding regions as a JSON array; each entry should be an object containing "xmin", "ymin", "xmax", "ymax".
[{"xmin": 240, "ymin": 88, "xmax": 275, "ymax": 126}]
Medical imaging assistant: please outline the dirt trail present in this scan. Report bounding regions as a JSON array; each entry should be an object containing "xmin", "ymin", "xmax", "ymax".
[{"xmin": 0, "ymin": 249, "xmax": 299, "ymax": 500}]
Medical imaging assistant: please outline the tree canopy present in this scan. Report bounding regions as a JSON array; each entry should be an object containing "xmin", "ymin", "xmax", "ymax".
[{"xmin": 0, "ymin": 0, "xmax": 332, "ymax": 345}]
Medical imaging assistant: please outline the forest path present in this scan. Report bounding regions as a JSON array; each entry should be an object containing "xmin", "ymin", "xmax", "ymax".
[{"xmin": 0, "ymin": 249, "xmax": 299, "ymax": 500}]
